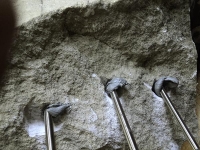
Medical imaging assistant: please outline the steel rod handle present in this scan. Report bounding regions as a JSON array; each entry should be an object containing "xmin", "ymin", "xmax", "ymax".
[
  {"xmin": 44, "ymin": 110, "xmax": 56, "ymax": 150},
  {"xmin": 110, "ymin": 91, "xmax": 139, "ymax": 150},
  {"xmin": 160, "ymin": 89, "xmax": 199, "ymax": 150}
]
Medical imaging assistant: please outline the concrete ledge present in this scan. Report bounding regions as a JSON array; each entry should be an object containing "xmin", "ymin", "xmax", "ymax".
[{"xmin": 13, "ymin": 0, "xmax": 119, "ymax": 25}]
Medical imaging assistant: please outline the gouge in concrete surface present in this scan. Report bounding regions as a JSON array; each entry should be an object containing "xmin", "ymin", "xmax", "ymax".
[
  {"xmin": 152, "ymin": 76, "xmax": 199, "ymax": 150},
  {"xmin": 106, "ymin": 77, "xmax": 139, "ymax": 150},
  {"xmin": 44, "ymin": 103, "xmax": 71, "ymax": 150}
]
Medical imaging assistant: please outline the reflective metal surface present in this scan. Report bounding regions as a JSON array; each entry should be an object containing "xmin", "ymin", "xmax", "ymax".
[
  {"xmin": 160, "ymin": 89, "xmax": 199, "ymax": 150},
  {"xmin": 44, "ymin": 110, "xmax": 56, "ymax": 150},
  {"xmin": 110, "ymin": 91, "xmax": 139, "ymax": 150}
]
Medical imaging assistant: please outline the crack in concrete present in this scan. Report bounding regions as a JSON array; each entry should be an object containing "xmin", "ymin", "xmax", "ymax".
[{"xmin": 40, "ymin": 0, "xmax": 43, "ymax": 14}]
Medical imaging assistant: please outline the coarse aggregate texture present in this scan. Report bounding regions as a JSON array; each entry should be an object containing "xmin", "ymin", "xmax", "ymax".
[{"xmin": 0, "ymin": 0, "xmax": 198, "ymax": 149}]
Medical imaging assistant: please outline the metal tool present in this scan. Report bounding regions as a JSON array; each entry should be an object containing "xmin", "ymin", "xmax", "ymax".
[
  {"xmin": 44, "ymin": 103, "xmax": 71, "ymax": 150},
  {"xmin": 160, "ymin": 89, "xmax": 199, "ymax": 150},
  {"xmin": 110, "ymin": 91, "xmax": 139, "ymax": 150},
  {"xmin": 44, "ymin": 110, "xmax": 56, "ymax": 150},
  {"xmin": 152, "ymin": 76, "xmax": 199, "ymax": 150},
  {"xmin": 106, "ymin": 77, "xmax": 139, "ymax": 150}
]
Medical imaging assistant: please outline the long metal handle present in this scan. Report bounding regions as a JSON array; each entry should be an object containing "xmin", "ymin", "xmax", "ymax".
[
  {"xmin": 110, "ymin": 91, "xmax": 139, "ymax": 150},
  {"xmin": 160, "ymin": 89, "xmax": 199, "ymax": 150},
  {"xmin": 44, "ymin": 110, "xmax": 56, "ymax": 150}
]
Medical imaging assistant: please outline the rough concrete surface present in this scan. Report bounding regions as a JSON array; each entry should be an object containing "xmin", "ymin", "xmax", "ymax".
[{"xmin": 0, "ymin": 0, "xmax": 198, "ymax": 149}]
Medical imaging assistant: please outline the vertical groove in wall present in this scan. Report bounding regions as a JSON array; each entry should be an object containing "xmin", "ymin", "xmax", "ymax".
[{"xmin": 40, "ymin": 0, "xmax": 43, "ymax": 14}]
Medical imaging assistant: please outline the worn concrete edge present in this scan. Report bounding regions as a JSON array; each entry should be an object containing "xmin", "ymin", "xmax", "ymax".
[{"xmin": 14, "ymin": 0, "xmax": 120, "ymax": 26}]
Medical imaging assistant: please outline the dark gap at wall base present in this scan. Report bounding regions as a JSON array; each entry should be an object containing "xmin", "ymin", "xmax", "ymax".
[{"xmin": 190, "ymin": 0, "xmax": 200, "ymax": 75}]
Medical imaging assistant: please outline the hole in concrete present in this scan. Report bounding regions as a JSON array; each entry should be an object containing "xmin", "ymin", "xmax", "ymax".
[{"xmin": 23, "ymin": 101, "xmax": 65, "ymax": 144}]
